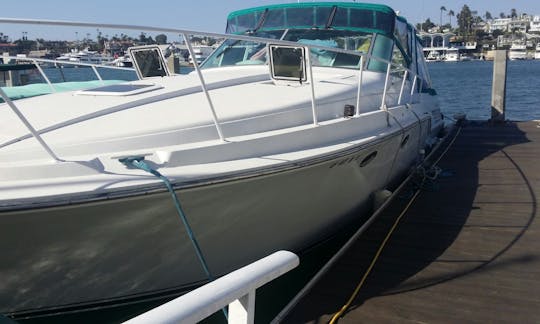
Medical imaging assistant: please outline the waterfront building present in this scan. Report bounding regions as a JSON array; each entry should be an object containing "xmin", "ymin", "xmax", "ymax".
[{"xmin": 530, "ymin": 15, "xmax": 540, "ymax": 34}]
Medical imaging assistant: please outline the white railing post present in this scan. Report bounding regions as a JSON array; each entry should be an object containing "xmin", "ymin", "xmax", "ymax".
[
  {"xmin": 355, "ymin": 55, "xmax": 364, "ymax": 116},
  {"xmin": 0, "ymin": 87, "xmax": 61, "ymax": 161},
  {"xmin": 380, "ymin": 62, "xmax": 391, "ymax": 111},
  {"xmin": 32, "ymin": 59, "xmax": 56, "ymax": 92},
  {"xmin": 397, "ymin": 70, "xmax": 408, "ymax": 105},
  {"xmin": 229, "ymin": 291, "xmax": 256, "ymax": 324},
  {"xmin": 91, "ymin": 65, "xmax": 104, "ymax": 83},
  {"xmin": 307, "ymin": 52, "xmax": 318, "ymax": 126},
  {"xmin": 182, "ymin": 33, "xmax": 225, "ymax": 142},
  {"xmin": 418, "ymin": 79, "xmax": 424, "ymax": 104},
  {"xmin": 409, "ymin": 75, "xmax": 417, "ymax": 104}
]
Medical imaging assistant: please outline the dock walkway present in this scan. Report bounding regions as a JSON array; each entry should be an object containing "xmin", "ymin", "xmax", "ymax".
[{"xmin": 283, "ymin": 121, "xmax": 540, "ymax": 323}]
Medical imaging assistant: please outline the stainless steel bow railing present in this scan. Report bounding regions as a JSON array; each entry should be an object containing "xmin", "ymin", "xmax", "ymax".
[{"xmin": 0, "ymin": 18, "xmax": 426, "ymax": 162}]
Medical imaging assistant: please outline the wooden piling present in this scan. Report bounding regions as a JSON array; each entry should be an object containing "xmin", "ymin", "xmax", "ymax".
[
  {"xmin": 167, "ymin": 55, "xmax": 180, "ymax": 74},
  {"xmin": 490, "ymin": 50, "xmax": 507, "ymax": 122}
]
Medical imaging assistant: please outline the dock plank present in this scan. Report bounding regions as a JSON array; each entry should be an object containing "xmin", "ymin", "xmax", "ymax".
[{"xmin": 283, "ymin": 121, "xmax": 540, "ymax": 323}]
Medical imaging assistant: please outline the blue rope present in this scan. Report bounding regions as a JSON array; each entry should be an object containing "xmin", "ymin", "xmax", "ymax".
[{"xmin": 119, "ymin": 156, "xmax": 214, "ymax": 281}]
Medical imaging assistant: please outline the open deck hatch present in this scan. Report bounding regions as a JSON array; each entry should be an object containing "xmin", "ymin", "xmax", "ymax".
[{"xmin": 128, "ymin": 45, "xmax": 171, "ymax": 79}]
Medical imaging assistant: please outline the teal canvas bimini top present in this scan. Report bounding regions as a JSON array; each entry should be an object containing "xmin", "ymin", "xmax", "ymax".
[{"xmin": 226, "ymin": 2, "xmax": 398, "ymax": 36}]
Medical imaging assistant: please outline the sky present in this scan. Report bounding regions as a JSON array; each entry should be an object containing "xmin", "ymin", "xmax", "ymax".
[{"xmin": 1, "ymin": 0, "xmax": 538, "ymax": 41}]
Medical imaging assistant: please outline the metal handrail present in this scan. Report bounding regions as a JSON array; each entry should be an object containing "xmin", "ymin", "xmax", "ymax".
[
  {"xmin": 0, "ymin": 18, "xmax": 428, "ymax": 159},
  {"xmin": 2, "ymin": 55, "xmax": 134, "ymax": 71},
  {"xmin": 123, "ymin": 250, "xmax": 299, "ymax": 324}
]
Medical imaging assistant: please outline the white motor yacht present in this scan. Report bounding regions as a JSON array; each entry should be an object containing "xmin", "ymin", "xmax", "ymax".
[
  {"xmin": 0, "ymin": 2, "xmax": 443, "ymax": 319},
  {"xmin": 508, "ymin": 43, "xmax": 528, "ymax": 60},
  {"xmin": 444, "ymin": 48, "xmax": 460, "ymax": 62}
]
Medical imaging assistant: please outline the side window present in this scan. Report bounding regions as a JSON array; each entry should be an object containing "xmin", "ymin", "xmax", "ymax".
[
  {"xmin": 415, "ymin": 39, "xmax": 432, "ymax": 90},
  {"xmin": 391, "ymin": 46, "xmax": 407, "ymax": 73},
  {"xmin": 367, "ymin": 34, "xmax": 393, "ymax": 72}
]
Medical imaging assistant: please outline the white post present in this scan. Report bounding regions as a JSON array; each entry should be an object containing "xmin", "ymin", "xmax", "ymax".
[
  {"xmin": 229, "ymin": 292, "xmax": 256, "ymax": 324},
  {"xmin": 91, "ymin": 65, "xmax": 104, "ymax": 83},
  {"xmin": 32, "ymin": 59, "xmax": 56, "ymax": 92},
  {"xmin": 355, "ymin": 55, "xmax": 364, "ymax": 116},
  {"xmin": 182, "ymin": 33, "xmax": 225, "ymax": 141},
  {"xmin": 0, "ymin": 87, "xmax": 61, "ymax": 161},
  {"xmin": 398, "ymin": 70, "xmax": 408, "ymax": 105},
  {"xmin": 380, "ymin": 62, "xmax": 391, "ymax": 111},
  {"xmin": 409, "ymin": 75, "xmax": 417, "ymax": 104},
  {"xmin": 307, "ymin": 52, "xmax": 318, "ymax": 126}
]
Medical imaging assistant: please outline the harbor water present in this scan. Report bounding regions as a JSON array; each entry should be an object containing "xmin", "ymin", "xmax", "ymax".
[{"xmin": 429, "ymin": 60, "xmax": 540, "ymax": 121}]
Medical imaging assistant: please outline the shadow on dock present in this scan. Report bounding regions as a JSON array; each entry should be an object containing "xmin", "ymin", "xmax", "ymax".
[{"xmin": 284, "ymin": 121, "xmax": 539, "ymax": 323}]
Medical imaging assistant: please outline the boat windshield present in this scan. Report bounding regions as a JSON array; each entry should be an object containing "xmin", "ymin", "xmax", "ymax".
[
  {"xmin": 226, "ymin": 3, "xmax": 395, "ymax": 36},
  {"xmin": 202, "ymin": 29, "xmax": 372, "ymax": 69}
]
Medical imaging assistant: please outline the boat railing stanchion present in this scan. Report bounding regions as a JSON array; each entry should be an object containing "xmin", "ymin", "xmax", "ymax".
[
  {"xmin": 91, "ymin": 65, "xmax": 104, "ymax": 84},
  {"xmin": 0, "ymin": 87, "xmax": 61, "ymax": 162},
  {"xmin": 380, "ymin": 60, "xmax": 391, "ymax": 111},
  {"xmin": 380, "ymin": 60, "xmax": 391, "ymax": 127},
  {"xmin": 398, "ymin": 69, "xmax": 408, "ymax": 105},
  {"xmin": 418, "ymin": 79, "xmax": 423, "ymax": 104},
  {"xmin": 30, "ymin": 58, "xmax": 56, "ymax": 93},
  {"xmin": 307, "ymin": 46, "xmax": 318, "ymax": 126},
  {"xmin": 355, "ymin": 55, "xmax": 364, "ymax": 117},
  {"xmin": 410, "ymin": 75, "xmax": 417, "ymax": 104},
  {"xmin": 182, "ymin": 32, "xmax": 225, "ymax": 141}
]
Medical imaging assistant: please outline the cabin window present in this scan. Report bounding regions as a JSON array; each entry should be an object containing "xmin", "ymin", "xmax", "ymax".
[
  {"xmin": 391, "ymin": 46, "xmax": 407, "ymax": 72},
  {"xmin": 284, "ymin": 29, "xmax": 372, "ymax": 68},
  {"xmin": 315, "ymin": 7, "xmax": 334, "ymax": 26},
  {"xmin": 415, "ymin": 39, "xmax": 432, "ymax": 90},
  {"xmin": 231, "ymin": 12, "xmax": 261, "ymax": 33},
  {"xmin": 368, "ymin": 34, "xmax": 393, "ymax": 72},
  {"xmin": 394, "ymin": 19, "xmax": 409, "ymax": 58},
  {"xmin": 331, "ymin": 7, "xmax": 393, "ymax": 34},
  {"xmin": 203, "ymin": 39, "xmax": 273, "ymax": 68},
  {"xmin": 374, "ymin": 11, "xmax": 395, "ymax": 35},
  {"xmin": 286, "ymin": 8, "xmax": 315, "ymax": 27},
  {"xmin": 264, "ymin": 9, "xmax": 286, "ymax": 28}
]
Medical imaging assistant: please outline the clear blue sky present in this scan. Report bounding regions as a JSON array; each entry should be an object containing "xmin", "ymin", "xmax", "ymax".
[{"xmin": 1, "ymin": 0, "xmax": 538, "ymax": 41}]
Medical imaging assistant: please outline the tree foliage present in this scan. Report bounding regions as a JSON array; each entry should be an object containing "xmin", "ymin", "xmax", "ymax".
[
  {"xmin": 416, "ymin": 18, "xmax": 436, "ymax": 32},
  {"xmin": 155, "ymin": 34, "xmax": 167, "ymax": 45},
  {"xmin": 456, "ymin": 5, "xmax": 473, "ymax": 36}
]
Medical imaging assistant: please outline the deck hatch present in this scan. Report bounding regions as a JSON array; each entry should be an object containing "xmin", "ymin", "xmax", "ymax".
[{"xmin": 76, "ymin": 84, "xmax": 162, "ymax": 96}]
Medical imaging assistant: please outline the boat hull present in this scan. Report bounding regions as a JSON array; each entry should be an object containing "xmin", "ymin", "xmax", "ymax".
[{"xmin": 0, "ymin": 121, "xmax": 425, "ymax": 316}]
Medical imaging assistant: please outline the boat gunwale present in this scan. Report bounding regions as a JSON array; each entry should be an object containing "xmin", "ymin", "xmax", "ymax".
[{"xmin": 0, "ymin": 114, "xmax": 427, "ymax": 212}]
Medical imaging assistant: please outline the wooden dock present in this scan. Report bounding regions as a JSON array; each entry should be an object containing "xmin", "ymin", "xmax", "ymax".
[{"xmin": 282, "ymin": 120, "xmax": 540, "ymax": 323}]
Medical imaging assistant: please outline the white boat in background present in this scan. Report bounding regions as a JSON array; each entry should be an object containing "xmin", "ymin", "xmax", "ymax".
[
  {"xmin": 508, "ymin": 43, "xmax": 528, "ymax": 60},
  {"xmin": 535, "ymin": 43, "xmax": 540, "ymax": 60},
  {"xmin": 444, "ymin": 48, "xmax": 460, "ymax": 62},
  {"xmin": 109, "ymin": 54, "xmax": 133, "ymax": 67},
  {"xmin": 56, "ymin": 48, "xmax": 114, "ymax": 65},
  {"xmin": 426, "ymin": 50, "xmax": 443, "ymax": 62},
  {"xmin": 188, "ymin": 45, "xmax": 213, "ymax": 65},
  {"xmin": 0, "ymin": 2, "xmax": 443, "ymax": 320}
]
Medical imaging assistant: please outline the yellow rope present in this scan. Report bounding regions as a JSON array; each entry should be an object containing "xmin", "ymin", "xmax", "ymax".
[{"xmin": 328, "ymin": 126, "xmax": 462, "ymax": 324}]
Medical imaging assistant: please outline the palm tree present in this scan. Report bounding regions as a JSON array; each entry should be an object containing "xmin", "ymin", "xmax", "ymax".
[
  {"xmin": 440, "ymin": 6, "xmax": 447, "ymax": 30},
  {"xmin": 448, "ymin": 10, "xmax": 455, "ymax": 27}
]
